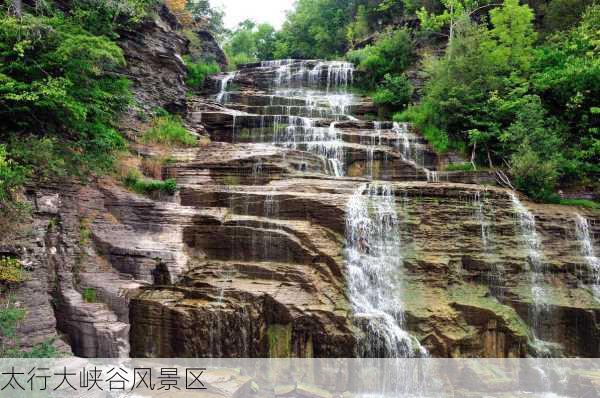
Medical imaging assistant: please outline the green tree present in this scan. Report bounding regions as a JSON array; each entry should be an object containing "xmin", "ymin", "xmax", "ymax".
[
  {"xmin": 347, "ymin": 5, "xmax": 370, "ymax": 47},
  {"xmin": 373, "ymin": 73, "xmax": 413, "ymax": 111},
  {"xmin": 487, "ymin": 0, "xmax": 537, "ymax": 71},
  {"xmin": 347, "ymin": 29, "xmax": 414, "ymax": 89},
  {"xmin": 224, "ymin": 20, "xmax": 278, "ymax": 67},
  {"xmin": 274, "ymin": 0, "xmax": 353, "ymax": 59}
]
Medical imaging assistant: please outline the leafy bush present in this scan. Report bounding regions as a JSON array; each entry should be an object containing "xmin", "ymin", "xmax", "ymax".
[
  {"xmin": 0, "ymin": 257, "xmax": 25, "ymax": 284},
  {"xmin": 0, "ymin": 300, "xmax": 25, "ymax": 340},
  {"xmin": 0, "ymin": 145, "xmax": 25, "ymax": 203},
  {"xmin": 0, "ymin": 297, "xmax": 60, "ymax": 358},
  {"xmin": 395, "ymin": 104, "xmax": 450, "ymax": 153},
  {"xmin": 185, "ymin": 56, "xmax": 220, "ymax": 90},
  {"xmin": 124, "ymin": 170, "xmax": 178, "ymax": 196},
  {"xmin": 82, "ymin": 288, "xmax": 97, "ymax": 303},
  {"xmin": 445, "ymin": 163, "xmax": 476, "ymax": 172},
  {"xmin": 372, "ymin": 74, "xmax": 413, "ymax": 110},
  {"xmin": 557, "ymin": 199, "xmax": 600, "ymax": 210},
  {"xmin": 511, "ymin": 149, "xmax": 560, "ymax": 202},
  {"xmin": 142, "ymin": 115, "xmax": 197, "ymax": 147},
  {"xmin": 347, "ymin": 29, "xmax": 413, "ymax": 88},
  {"xmin": 71, "ymin": 0, "xmax": 160, "ymax": 36}
]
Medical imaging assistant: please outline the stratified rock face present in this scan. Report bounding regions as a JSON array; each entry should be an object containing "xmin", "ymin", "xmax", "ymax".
[
  {"xmin": 8, "ymin": 59, "xmax": 599, "ymax": 359},
  {"xmin": 126, "ymin": 60, "xmax": 600, "ymax": 358},
  {"xmin": 193, "ymin": 30, "xmax": 228, "ymax": 69},
  {"xmin": 118, "ymin": 5, "xmax": 189, "ymax": 115}
]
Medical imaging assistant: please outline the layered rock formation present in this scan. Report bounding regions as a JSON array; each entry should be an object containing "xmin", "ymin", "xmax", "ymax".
[
  {"xmin": 3, "ymin": 57, "xmax": 599, "ymax": 359},
  {"xmin": 127, "ymin": 60, "xmax": 600, "ymax": 358}
]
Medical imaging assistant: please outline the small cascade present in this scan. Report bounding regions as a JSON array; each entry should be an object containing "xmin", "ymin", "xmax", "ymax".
[
  {"xmin": 575, "ymin": 214, "xmax": 600, "ymax": 299},
  {"xmin": 425, "ymin": 169, "xmax": 439, "ymax": 183},
  {"xmin": 473, "ymin": 191, "xmax": 490, "ymax": 251},
  {"xmin": 262, "ymin": 191, "xmax": 281, "ymax": 261},
  {"xmin": 216, "ymin": 72, "xmax": 237, "ymax": 103},
  {"xmin": 393, "ymin": 122, "xmax": 412, "ymax": 160},
  {"xmin": 473, "ymin": 192, "xmax": 505, "ymax": 296},
  {"xmin": 261, "ymin": 59, "xmax": 294, "ymax": 67},
  {"xmin": 310, "ymin": 61, "xmax": 355, "ymax": 89},
  {"xmin": 345, "ymin": 183, "xmax": 426, "ymax": 357},
  {"xmin": 366, "ymin": 122, "xmax": 384, "ymax": 179},
  {"xmin": 510, "ymin": 192, "xmax": 550, "ymax": 348}
]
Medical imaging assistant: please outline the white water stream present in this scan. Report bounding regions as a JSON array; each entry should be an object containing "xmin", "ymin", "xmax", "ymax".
[
  {"xmin": 346, "ymin": 183, "xmax": 427, "ymax": 357},
  {"xmin": 575, "ymin": 214, "xmax": 600, "ymax": 300}
]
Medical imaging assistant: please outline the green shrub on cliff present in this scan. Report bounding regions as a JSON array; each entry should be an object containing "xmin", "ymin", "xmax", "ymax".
[
  {"xmin": 373, "ymin": 74, "xmax": 413, "ymax": 110},
  {"xmin": 185, "ymin": 56, "xmax": 220, "ymax": 90},
  {"xmin": 0, "ymin": 296, "xmax": 60, "ymax": 358},
  {"xmin": 0, "ymin": 4, "xmax": 136, "ymax": 198},
  {"xmin": 142, "ymin": 114, "xmax": 197, "ymax": 147},
  {"xmin": 0, "ymin": 0, "xmax": 161, "ymax": 219},
  {"xmin": 124, "ymin": 170, "xmax": 178, "ymax": 196},
  {"xmin": 347, "ymin": 29, "xmax": 414, "ymax": 89}
]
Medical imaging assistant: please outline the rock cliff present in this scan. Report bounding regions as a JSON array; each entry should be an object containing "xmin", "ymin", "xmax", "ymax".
[{"xmin": 3, "ymin": 52, "xmax": 599, "ymax": 358}]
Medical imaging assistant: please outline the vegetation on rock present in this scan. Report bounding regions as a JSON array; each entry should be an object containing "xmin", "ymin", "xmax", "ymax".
[
  {"xmin": 124, "ymin": 170, "xmax": 178, "ymax": 196},
  {"xmin": 142, "ymin": 113, "xmax": 197, "ymax": 147}
]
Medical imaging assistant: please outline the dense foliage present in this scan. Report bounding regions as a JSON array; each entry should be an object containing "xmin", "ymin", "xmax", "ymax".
[
  {"xmin": 399, "ymin": 0, "xmax": 599, "ymax": 200},
  {"xmin": 142, "ymin": 113, "xmax": 197, "ymax": 147},
  {"xmin": 224, "ymin": 20, "xmax": 278, "ymax": 68},
  {"xmin": 347, "ymin": 29, "xmax": 414, "ymax": 88},
  {"xmin": 0, "ymin": 1, "xmax": 162, "ymax": 203},
  {"xmin": 185, "ymin": 56, "xmax": 220, "ymax": 89}
]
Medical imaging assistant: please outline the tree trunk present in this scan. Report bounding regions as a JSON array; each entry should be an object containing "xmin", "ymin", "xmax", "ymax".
[{"xmin": 11, "ymin": 0, "xmax": 23, "ymax": 17}]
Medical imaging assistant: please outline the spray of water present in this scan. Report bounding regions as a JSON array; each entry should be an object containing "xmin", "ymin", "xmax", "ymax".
[{"xmin": 346, "ymin": 183, "xmax": 427, "ymax": 358}]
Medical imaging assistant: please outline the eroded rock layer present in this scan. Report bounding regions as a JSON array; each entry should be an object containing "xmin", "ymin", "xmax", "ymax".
[{"xmin": 4, "ymin": 58, "xmax": 599, "ymax": 359}]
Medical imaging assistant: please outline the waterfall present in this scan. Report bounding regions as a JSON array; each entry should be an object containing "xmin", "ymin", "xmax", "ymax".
[
  {"xmin": 345, "ymin": 183, "xmax": 427, "ymax": 357},
  {"xmin": 309, "ymin": 61, "xmax": 354, "ymax": 89},
  {"xmin": 216, "ymin": 72, "xmax": 237, "ymax": 103},
  {"xmin": 393, "ymin": 122, "xmax": 411, "ymax": 160},
  {"xmin": 473, "ymin": 191, "xmax": 490, "ymax": 251},
  {"xmin": 366, "ymin": 122, "xmax": 384, "ymax": 179},
  {"xmin": 425, "ymin": 169, "xmax": 439, "ymax": 183},
  {"xmin": 575, "ymin": 214, "xmax": 600, "ymax": 299},
  {"xmin": 509, "ymin": 192, "xmax": 548, "ymax": 342}
]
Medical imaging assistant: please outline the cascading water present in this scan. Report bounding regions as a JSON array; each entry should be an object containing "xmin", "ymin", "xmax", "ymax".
[
  {"xmin": 345, "ymin": 183, "xmax": 427, "ymax": 358},
  {"xmin": 246, "ymin": 60, "xmax": 356, "ymax": 176},
  {"xmin": 216, "ymin": 72, "xmax": 237, "ymax": 103},
  {"xmin": 393, "ymin": 122, "xmax": 412, "ymax": 160},
  {"xmin": 473, "ymin": 191, "xmax": 490, "ymax": 251},
  {"xmin": 309, "ymin": 61, "xmax": 354, "ymax": 90},
  {"xmin": 510, "ymin": 192, "xmax": 551, "ymax": 353},
  {"xmin": 575, "ymin": 214, "xmax": 600, "ymax": 300}
]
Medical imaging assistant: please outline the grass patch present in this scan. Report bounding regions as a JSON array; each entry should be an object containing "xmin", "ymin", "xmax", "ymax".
[
  {"xmin": 79, "ymin": 218, "xmax": 92, "ymax": 246},
  {"xmin": 124, "ymin": 170, "xmax": 177, "ymax": 196},
  {"xmin": 82, "ymin": 288, "xmax": 97, "ymax": 303},
  {"xmin": 0, "ymin": 257, "xmax": 25, "ymax": 284},
  {"xmin": 445, "ymin": 162, "xmax": 476, "ymax": 172},
  {"xmin": 141, "ymin": 115, "xmax": 197, "ymax": 147},
  {"xmin": 185, "ymin": 56, "xmax": 220, "ymax": 90},
  {"xmin": 0, "ymin": 296, "xmax": 60, "ymax": 358},
  {"xmin": 557, "ymin": 198, "xmax": 600, "ymax": 210}
]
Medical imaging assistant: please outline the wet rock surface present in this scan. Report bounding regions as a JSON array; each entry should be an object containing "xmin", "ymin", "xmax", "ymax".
[{"xmin": 6, "ymin": 59, "xmax": 599, "ymax": 359}]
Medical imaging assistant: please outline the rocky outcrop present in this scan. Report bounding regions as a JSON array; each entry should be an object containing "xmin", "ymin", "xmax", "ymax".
[
  {"xmin": 192, "ymin": 30, "xmax": 228, "ymax": 69},
  {"xmin": 118, "ymin": 5, "xmax": 189, "ymax": 116},
  {"xmin": 7, "ymin": 57, "xmax": 599, "ymax": 360},
  {"xmin": 117, "ymin": 5, "xmax": 227, "ymax": 134}
]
